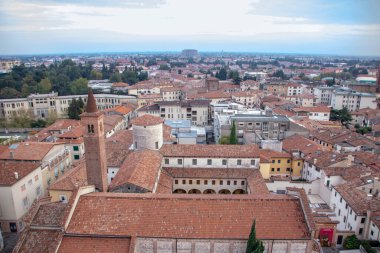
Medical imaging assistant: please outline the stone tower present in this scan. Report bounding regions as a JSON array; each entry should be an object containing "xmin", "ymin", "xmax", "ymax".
[
  {"xmin": 132, "ymin": 115, "xmax": 164, "ymax": 150},
  {"xmin": 81, "ymin": 89, "xmax": 108, "ymax": 192},
  {"xmin": 205, "ymin": 77, "xmax": 220, "ymax": 92}
]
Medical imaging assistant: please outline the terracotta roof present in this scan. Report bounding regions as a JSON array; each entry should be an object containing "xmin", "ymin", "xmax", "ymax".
[
  {"xmin": 112, "ymin": 105, "xmax": 133, "ymax": 115},
  {"xmin": 31, "ymin": 202, "xmax": 67, "ymax": 227},
  {"xmin": 0, "ymin": 161, "xmax": 41, "ymax": 186},
  {"xmin": 58, "ymin": 125, "xmax": 84, "ymax": 139},
  {"xmin": 282, "ymin": 134, "xmax": 327, "ymax": 155},
  {"xmin": 17, "ymin": 230, "xmax": 62, "ymax": 253},
  {"xmin": 0, "ymin": 142, "xmax": 60, "ymax": 161},
  {"xmin": 131, "ymin": 114, "xmax": 164, "ymax": 126},
  {"xmin": 106, "ymin": 130, "xmax": 134, "ymax": 167},
  {"xmin": 109, "ymin": 149, "xmax": 163, "ymax": 192},
  {"xmin": 58, "ymin": 236, "xmax": 130, "ymax": 253},
  {"xmin": 160, "ymin": 144, "xmax": 260, "ymax": 158},
  {"xmin": 66, "ymin": 193, "xmax": 311, "ymax": 240},
  {"xmin": 111, "ymin": 82, "xmax": 129, "ymax": 87},
  {"xmin": 85, "ymin": 89, "xmax": 98, "ymax": 113},
  {"xmin": 259, "ymin": 150, "xmax": 291, "ymax": 162},
  {"xmin": 103, "ymin": 114, "xmax": 124, "ymax": 133},
  {"xmin": 155, "ymin": 169, "xmax": 173, "ymax": 194},
  {"xmin": 293, "ymin": 106, "xmax": 330, "ymax": 113},
  {"xmin": 49, "ymin": 158, "xmax": 87, "ymax": 191},
  {"xmin": 334, "ymin": 180, "xmax": 370, "ymax": 215}
]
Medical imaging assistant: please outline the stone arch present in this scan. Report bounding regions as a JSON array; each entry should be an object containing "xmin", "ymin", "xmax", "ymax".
[
  {"xmin": 218, "ymin": 189, "xmax": 231, "ymax": 194},
  {"xmin": 232, "ymin": 189, "xmax": 246, "ymax": 194},
  {"xmin": 173, "ymin": 189, "xmax": 186, "ymax": 194},
  {"xmin": 188, "ymin": 189, "xmax": 202, "ymax": 194},
  {"xmin": 203, "ymin": 189, "xmax": 216, "ymax": 194}
]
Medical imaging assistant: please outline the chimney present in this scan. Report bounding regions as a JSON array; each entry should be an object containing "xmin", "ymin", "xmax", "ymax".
[
  {"xmin": 313, "ymin": 158, "xmax": 318, "ymax": 164},
  {"xmin": 14, "ymin": 172, "xmax": 19, "ymax": 180},
  {"xmin": 10, "ymin": 151, "xmax": 14, "ymax": 159},
  {"xmin": 367, "ymin": 194, "xmax": 373, "ymax": 200}
]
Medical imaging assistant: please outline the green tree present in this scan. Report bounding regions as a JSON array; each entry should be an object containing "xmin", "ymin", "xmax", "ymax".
[
  {"xmin": 109, "ymin": 72, "xmax": 122, "ymax": 82},
  {"xmin": 67, "ymin": 98, "xmax": 84, "ymax": 120},
  {"xmin": 122, "ymin": 70, "xmax": 139, "ymax": 85},
  {"xmin": 159, "ymin": 64, "xmax": 170, "ymax": 70},
  {"xmin": 246, "ymin": 220, "xmax": 264, "ymax": 253},
  {"xmin": 31, "ymin": 119, "xmax": 47, "ymax": 128},
  {"xmin": 343, "ymin": 235, "xmax": 360, "ymax": 250},
  {"xmin": 0, "ymin": 87, "xmax": 21, "ymax": 98},
  {"xmin": 90, "ymin": 70, "xmax": 103, "ymax": 80},
  {"xmin": 69, "ymin": 78, "xmax": 88, "ymax": 95},
  {"xmin": 219, "ymin": 136, "xmax": 230, "ymax": 144},
  {"xmin": 229, "ymin": 121, "xmax": 238, "ymax": 144},
  {"xmin": 8, "ymin": 109, "xmax": 34, "ymax": 128},
  {"xmin": 37, "ymin": 78, "xmax": 52, "ymax": 93},
  {"xmin": 330, "ymin": 107, "xmax": 352, "ymax": 126},
  {"xmin": 217, "ymin": 68, "xmax": 227, "ymax": 80}
]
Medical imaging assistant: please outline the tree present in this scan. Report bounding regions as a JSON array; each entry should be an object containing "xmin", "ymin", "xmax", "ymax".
[
  {"xmin": 68, "ymin": 98, "xmax": 84, "ymax": 120},
  {"xmin": 330, "ymin": 107, "xmax": 352, "ymax": 126},
  {"xmin": 122, "ymin": 70, "xmax": 139, "ymax": 85},
  {"xmin": 8, "ymin": 109, "xmax": 34, "ymax": 128},
  {"xmin": 69, "ymin": 78, "xmax": 88, "ymax": 95},
  {"xmin": 37, "ymin": 78, "xmax": 52, "ymax": 93},
  {"xmin": 216, "ymin": 68, "xmax": 227, "ymax": 80},
  {"xmin": 272, "ymin": 70, "xmax": 286, "ymax": 80},
  {"xmin": 109, "ymin": 72, "xmax": 122, "ymax": 82},
  {"xmin": 219, "ymin": 136, "xmax": 230, "ymax": 144},
  {"xmin": 229, "ymin": 121, "xmax": 238, "ymax": 144},
  {"xmin": 90, "ymin": 70, "xmax": 103, "ymax": 80},
  {"xmin": 159, "ymin": 64, "xmax": 170, "ymax": 70},
  {"xmin": 343, "ymin": 235, "xmax": 360, "ymax": 250},
  {"xmin": 246, "ymin": 220, "xmax": 264, "ymax": 253}
]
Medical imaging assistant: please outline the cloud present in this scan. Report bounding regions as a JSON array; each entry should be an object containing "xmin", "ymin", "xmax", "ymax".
[{"xmin": 16, "ymin": 0, "xmax": 166, "ymax": 8}]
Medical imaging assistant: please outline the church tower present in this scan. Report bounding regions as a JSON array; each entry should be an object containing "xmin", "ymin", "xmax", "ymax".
[{"xmin": 81, "ymin": 89, "xmax": 108, "ymax": 192}]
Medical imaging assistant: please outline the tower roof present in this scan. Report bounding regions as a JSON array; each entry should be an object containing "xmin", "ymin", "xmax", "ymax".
[{"xmin": 86, "ymin": 89, "xmax": 98, "ymax": 113}]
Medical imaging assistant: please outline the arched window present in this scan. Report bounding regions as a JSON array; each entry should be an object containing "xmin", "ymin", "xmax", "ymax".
[
  {"xmin": 173, "ymin": 189, "xmax": 186, "ymax": 194},
  {"xmin": 188, "ymin": 189, "xmax": 201, "ymax": 194},
  {"xmin": 203, "ymin": 189, "xmax": 216, "ymax": 194},
  {"xmin": 218, "ymin": 189, "xmax": 231, "ymax": 194},
  {"xmin": 88, "ymin": 124, "xmax": 95, "ymax": 134},
  {"xmin": 233, "ymin": 189, "xmax": 246, "ymax": 194}
]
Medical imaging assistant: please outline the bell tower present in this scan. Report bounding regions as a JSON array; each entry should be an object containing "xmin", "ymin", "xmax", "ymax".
[{"xmin": 81, "ymin": 89, "xmax": 108, "ymax": 192}]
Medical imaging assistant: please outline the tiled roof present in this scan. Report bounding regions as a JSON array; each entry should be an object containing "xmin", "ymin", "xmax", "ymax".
[
  {"xmin": 58, "ymin": 236, "xmax": 130, "ymax": 253},
  {"xmin": 106, "ymin": 130, "xmax": 134, "ymax": 167},
  {"xmin": 66, "ymin": 193, "xmax": 311, "ymax": 240},
  {"xmin": 293, "ymin": 106, "xmax": 330, "ymax": 113},
  {"xmin": 160, "ymin": 144, "xmax": 260, "ymax": 158},
  {"xmin": 17, "ymin": 230, "xmax": 62, "ymax": 253},
  {"xmin": 259, "ymin": 150, "xmax": 291, "ymax": 161},
  {"xmin": 0, "ymin": 161, "xmax": 41, "ymax": 186},
  {"xmin": 334, "ymin": 180, "xmax": 370, "ymax": 215},
  {"xmin": 103, "ymin": 114, "xmax": 124, "ymax": 132},
  {"xmin": 304, "ymin": 151, "xmax": 347, "ymax": 168},
  {"xmin": 58, "ymin": 125, "xmax": 84, "ymax": 139},
  {"xmin": 0, "ymin": 142, "xmax": 60, "ymax": 161},
  {"xmin": 49, "ymin": 158, "xmax": 87, "ymax": 191},
  {"xmin": 31, "ymin": 202, "xmax": 67, "ymax": 227},
  {"xmin": 282, "ymin": 134, "xmax": 327, "ymax": 155},
  {"xmin": 131, "ymin": 114, "xmax": 164, "ymax": 126},
  {"xmin": 109, "ymin": 149, "xmax": 162, "ymax": 192}
]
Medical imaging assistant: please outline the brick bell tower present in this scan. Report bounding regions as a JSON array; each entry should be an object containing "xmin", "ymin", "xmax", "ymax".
[{"xmin": 81, "ymin": 89, "xmax": 108, "ymax": 192}]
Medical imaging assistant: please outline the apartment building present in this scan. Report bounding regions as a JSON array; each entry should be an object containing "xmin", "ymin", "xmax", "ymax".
[
  {"xmin": 138, "ymin": 100, "xmax": 210, "ymax": 126},
  {"xmin": 0, "ymin": 92, "xmax": 137, "ymax": 119},
  {"xmin": 0, "ymin": 162, "xmax": 43, "ymax": 233},
  {"xmin": 331, "ymin": 88, "xmax": 377, "ymax": 112},
  {"xmin": 313, "ymin": 86, "xmax": 335, "ymax": 105}
]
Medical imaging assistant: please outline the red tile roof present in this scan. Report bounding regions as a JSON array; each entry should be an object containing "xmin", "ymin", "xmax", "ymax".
[
  {"xmin": 0, "ymin": 142, "xmax": 60, "ymax": 161},
  {"xmin": 58, "ymin": 236, "xmax": 130, "ymax": 253},
  {"xmin": 106, "ymin": 130, "xmax": 134, "ymax": 167},
  {"xmin": 131, "ymin": 114, "xmax": 164, "ymax": 126},
  {"xmin": 66, "ymin": 193, "xmax": 310, "ymax": 240},
  {"xmin": 160, "ymin": 144, "xmax": 260, "ymax": 158},
  {"xmin": 109, "ymin": 149, "xmax": 162, "ymax": 192},
  {"xmin": 0, "ymin": 161, "xmax": 41, "ymax": 186},
  {"xmin": 49, "ymin": 158, "xmax": 87, "ymax": 191}
]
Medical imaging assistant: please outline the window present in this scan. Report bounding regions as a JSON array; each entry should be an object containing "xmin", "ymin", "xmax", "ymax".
[
  {"xmin": 212, "ymin": 180, "xmax": 215, "ymax": 185},
  {"xmin": 326, "ymin": 180, "xmax": 330, "ymax": 187},
  {"xmin": 182, "ymin": 180, "xmax": 186, "ymax": 184},
  {"xmin": 73, "ymin": 146, "xmax": 79, "ymax": 151},
  {"xmin": 155, "ymin": 142, "xmax": 159, "ymax": 149},
  {"xmin": 177, "ymin": 159, "xmax": 182, "ymax": 165},
  {"xmin": 87, "ymin": 124, "xmax": 94, "ymax": 134},
  {"xmin": 192, "ymin": 159, "xmax": 197, "ymax": 165},
  {"xmin": 220, "ymin": 180, "xmax": 223, "ymax": 185},
  {"xmin": 165, "ymin": 159, "xmax": 169, "ymax": 165},
  {"xmin": 21, "ymin": 184, "xmax": 26, "ymax": 192},
  {"xmin": 271, "ymin": 168, "xmax": 275, "ymax": 172},
  {"xmin": 241, "ymin": 181, "xmax": 245, "ymax": 185},
  {"xmin": 237, "ymin": 160, "xmax": 242, "ymax": 166},
  {"xmin": 287, "ymin": 159, "xmax": 290, "ymax": 163},
  {"xmin": 371, "ymin": 230, "xmax": 374, "ymax": 236},
  {"xmin": 23, "ymin": 197, "xmax": 28, "ymax": 209},
  {"xmin": 343, "ymin": 216, "xmax": 346, "ymax": 222},
  {"xmin": 340, "ymin": 197, "xmax": 342, "ymax": 203},
  {"xmin": 36, "ymin": 186, "xmax": 41, "ymax": 196},
  {"xmin": 34, "ymin": 175, "xmax": 39, "ymax": 182},
  {"xmin": 355, "ymin": 215, "xmax": 357, "ymax": 221},
  {"xmin": 359, "ymin": 228, "xmax": 363, "ymax": 235},
  {"xmin": 28, "ymin": 179, "xmax": 32, "ymax": 186},
  {"xmin": 189, "ymin": 180, "xmax": 192, "ymax": 185},
  {"xmin": 204, "ymin": 180, "xmax": 208, "ymax": 185},
  {"xmin": 278, "ymin": 160, "xmax": 281, "ymax": 163},
  {"xmin": 59, "ymin": 195, "xmax": 68, "ymax": 203},
  {"xmin": 338, "ymin": 209, "xmax": 341, "ymax": 215},
  {"xmin": 234, "ymin": 180, "xmax": 237, "ymax": 185},
  {"xmin": 251, "ymin": 160, "xmax": 255, "ymax": 166},
  {"xmin": 297, "ymin": 162, "xmax": 301, "ymax": 166},
  {"xmin": 227, "ymin": 180, "xmax": 230, "ymax": 185},
  {"xmin": 207, "ymin": 159, "xmax": 212, "ymax": 165},
  {"xmin": 175, "ymin": 180, "xmax": 178, "ymax": 184},
  {"xmin": 272, "ymin": 160, "xmax": 275, "ymax": 164},
  {"xmin": 286, "ymin": 168, "xmax": 290, "ymax": 172},
  {"xmin": 345, "ymin": 204, "xmax": 348, "ymax": 209},
  {"xmin": 222, "ymin": 159, "xmax": 227, "ymax": 165},
  {"xmin": 277, "ymin": 168, "xmax": 280, "ymax": 172},
  {"xmin": 74, "ymin": 155, "xmax": 80, "ymax": 160},
  {"xmin": 196, "ymin": 180, "xmax": 200, "ymax": 185},
  {"xmin": 361, "ymin": 218, "xmax": 366, "ymax": 224}
]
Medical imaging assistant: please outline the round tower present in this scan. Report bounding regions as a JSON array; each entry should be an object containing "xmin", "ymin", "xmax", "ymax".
[{"xmin": 132, "ymin": 115, "xmax": 164, "ymax": 150}]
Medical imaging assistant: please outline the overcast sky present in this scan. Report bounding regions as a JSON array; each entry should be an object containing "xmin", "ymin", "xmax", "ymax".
[{"xmin": 1, "ymin": 0, "xmax": 380, "ymax": 55}]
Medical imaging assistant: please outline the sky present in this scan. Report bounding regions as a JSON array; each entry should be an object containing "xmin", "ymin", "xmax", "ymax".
[{"xmin": 1, "ymin": 0, "xmax": 380, "ymax": 56}]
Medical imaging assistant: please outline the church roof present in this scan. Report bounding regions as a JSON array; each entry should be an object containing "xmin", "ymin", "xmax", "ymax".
[
  {"xmin": 65, "ymin": 193, "xmax": 311, "ymax": 240},
  {"xmin": 85, "ymin": 89, "xmax": 98, "ymax": 113}
]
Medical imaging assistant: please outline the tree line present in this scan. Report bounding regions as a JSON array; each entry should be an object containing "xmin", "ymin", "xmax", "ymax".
[{"xmin": 0, "ymin": 59, "xmax": 148, "ymax": 99}]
